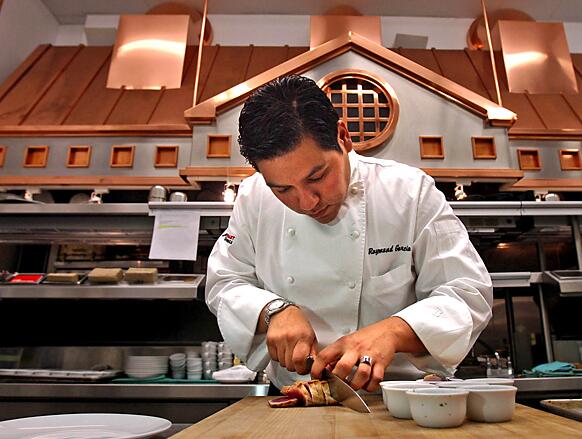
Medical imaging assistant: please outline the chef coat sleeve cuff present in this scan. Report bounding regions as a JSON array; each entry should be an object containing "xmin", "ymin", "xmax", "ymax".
[
  {"xmin": 216, "ymin": 285, "xmax": 280, "ymax": 371},
  {"xmin": 393, "ymin": 295, "xmax": 473, "ymax": 370}
]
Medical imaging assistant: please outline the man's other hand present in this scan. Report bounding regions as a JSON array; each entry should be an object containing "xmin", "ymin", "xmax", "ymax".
[{"xmin": 265, "ymin": 306, "xmax": 317, "ymax": 375}]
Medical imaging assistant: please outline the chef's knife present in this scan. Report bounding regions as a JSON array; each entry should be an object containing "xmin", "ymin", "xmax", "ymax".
[{"xmin": 306, "ymin": 356, "xmax": 371, "ymax": 413}]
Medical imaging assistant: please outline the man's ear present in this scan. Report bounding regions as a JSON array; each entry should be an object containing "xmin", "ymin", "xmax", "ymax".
[{"xmin": 337, "ymin": 120, "xmax": 353, "ymax": 153}]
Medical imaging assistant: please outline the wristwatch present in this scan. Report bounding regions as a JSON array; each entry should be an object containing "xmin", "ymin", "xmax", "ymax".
[{"xmin": 264, "ymin": 298, "xmax": 296, "ymax": 327}]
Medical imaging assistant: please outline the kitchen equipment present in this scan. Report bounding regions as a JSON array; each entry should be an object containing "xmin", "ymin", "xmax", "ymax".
[
  {"xmin": 124, "ymin": 355, "xmax": 169, "ymax": 379},
  {"xmin": 169, "ymin": 191, "xmax": 188, "ymax": 202},
  {"xmin": 88, "ymin": 191, "xmax": 103, "ymax": 204},
  {"xmin": 379, "ymin": 382, "xmax": 434, "ymax": 419},
  {"xmin": 0, "ymin": 368, "xmax": 121, "ymax": 382},
  {"xmin": 465, "ymin": 385, "xmax": 518, "ymax": 423},
  {"xmin": 170, "ymin": 353, "xmax": 186, "ymax": 379},
  {"xmin": 175, "ymin": 396, "xmax": 582, "ymax": 437},
  {"xmin": 543, "ymin": 270, "xmax": 582, "ymax": 294},
  {"xmin": 406, "ymin": 387, "xmax": 469, "ymax": 428},
  {"xmin": 0, "ymin": 271, "xmax": 12, "ymax": 283},
  {"xmin": 43, "ymin": 272, "xmax": 81, "ymax": 284},
  {"xmin": 148, "ymin": 185, "xmax": 168, "ymax": 202},
  {"xmin": 306, "ymin": 356, "xmax": 371, "ymax": 413},
  {"xmin": 540, "ymin": 399, "xmax": 582, "ymax": 422},
  {"xmin": 6, "ymin": 273, "xmax": 45, "ymax": 284},
  {"xmin": 0, "ymin": 413, "xmax": 171, "ymax": 439}
]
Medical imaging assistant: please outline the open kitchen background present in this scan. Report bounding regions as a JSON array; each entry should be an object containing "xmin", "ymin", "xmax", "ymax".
[{"xmin": 0, "ymin": 0, "xmax": 581, "ymax": 420}]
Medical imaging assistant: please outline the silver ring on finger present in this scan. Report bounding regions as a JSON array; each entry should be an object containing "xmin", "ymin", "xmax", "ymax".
[{"xmin": 359, "ymin": 355, "xmax": 373, "ymax": 367}]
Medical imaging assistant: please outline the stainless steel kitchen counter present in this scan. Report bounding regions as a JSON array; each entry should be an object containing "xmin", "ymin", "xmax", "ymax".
[
  {"xmin": 0, "ymin": 382, "xmax": 269, "ymax": 400},
  {"xmin": 513, "ymin": 376, "xmax": 582, "ymax": 393},
  {"xmin": 1, "ymin": 378, "xmax": 581, "ymax": 400}
]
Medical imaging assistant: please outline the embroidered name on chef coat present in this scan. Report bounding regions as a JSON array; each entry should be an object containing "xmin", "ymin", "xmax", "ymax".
[
  {"xmin": 368, "ymin": 244, "xmax": 411, "ymax": 255},
  {"xmin": 222, "ymin": 233, "xmax": 236, "ymax": 244}
]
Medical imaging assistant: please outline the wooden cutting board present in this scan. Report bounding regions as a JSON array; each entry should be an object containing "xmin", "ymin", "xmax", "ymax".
[{"xmin": 170, "ymin": 395, "xmax": 581, "ymax": 438}]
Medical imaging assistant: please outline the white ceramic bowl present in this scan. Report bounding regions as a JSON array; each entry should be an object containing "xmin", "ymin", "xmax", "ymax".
[
  {"xmin": 406, "ymin": 388, "xmax": 469, "ymax": 428},
  {"xmin": 187, "ymin": 372, "xmax": 202, "ymax": 380},
  {"xmin": 465, "ymin": 385, "xmax": 517, "ymax": 422},
  {"xmin": 380, "ymin": 382, "xmax": 434, "ymax": 419}
]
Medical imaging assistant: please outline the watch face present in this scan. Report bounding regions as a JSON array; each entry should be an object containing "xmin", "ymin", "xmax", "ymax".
[{"xmin": 269, "ymin": 299, "xmax": 285, "ymax": 313}]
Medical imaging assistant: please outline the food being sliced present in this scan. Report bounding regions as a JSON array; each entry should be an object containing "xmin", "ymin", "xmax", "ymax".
[
  {"xmin": 268, "ymin": 396, "xmax": 299, "ymax": 408},
  {"xmin": 268, "ymin": 379, "xmax": 338, "ymax": 408},
  {"xmin": 422, "ymin": 373, "xmax": 447, "ymax": 382}
]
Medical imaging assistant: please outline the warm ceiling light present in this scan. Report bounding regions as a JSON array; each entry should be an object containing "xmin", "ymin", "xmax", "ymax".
[
  {"xmin": 107, "ymin": 15, "xmax": 191, "ymax": 90},
  {"xmin": 504, "ymin": 51, "xmax": 548, "ymax": 70},
  {"xmin": 223, "ymin": 184, "xmax": 236, "ymax": 203},
  {"xmin": 118, "ymin": 39, "xmax": 185, "ymax": 57},
  {"xmin": 454, "ymin": 184, "xmax": 468, "ymax": 201}
]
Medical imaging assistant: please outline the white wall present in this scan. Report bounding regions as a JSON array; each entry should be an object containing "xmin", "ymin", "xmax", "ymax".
[
  {"xmin": 55, "ymin": 25, "xmax": 87, "ymax": 46},
  {"xmin": 380, "ymin": 17, "xmax": 473, "ymax": 49},
  {"xmin": 3, "ymin": 9, "xmax": 582, "ymax": 84},
  {"xmin": 208, "ymin": 14, "xmax": 582, "ymax": 51},
  {"xmin": 31, "ymin": 13, "xmax": 582, "ymax": 52},
  {"xmin": 0, "ymin": 0, "xmax": 59, "ymax": 83}
]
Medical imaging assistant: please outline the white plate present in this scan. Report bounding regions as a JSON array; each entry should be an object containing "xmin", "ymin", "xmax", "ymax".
[{"xmin": 0, "ymin": 413, "xmax": 171, "ymax": 439}]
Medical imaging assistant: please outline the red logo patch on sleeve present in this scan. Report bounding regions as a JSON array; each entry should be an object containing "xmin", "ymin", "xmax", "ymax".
[{"xmin": 223, "ymin": 233, "xmax": 235, "ymax": 244}]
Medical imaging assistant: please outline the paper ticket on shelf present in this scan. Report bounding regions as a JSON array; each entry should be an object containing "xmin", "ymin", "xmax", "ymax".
[{"xmin": 149, "ymin": 210, "xmax": 201, "ymax": 260}]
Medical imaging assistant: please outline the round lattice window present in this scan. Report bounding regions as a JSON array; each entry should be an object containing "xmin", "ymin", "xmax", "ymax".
[{"xmin": 318, "ymin": 70, "xmax": 399, "ymax": 152}]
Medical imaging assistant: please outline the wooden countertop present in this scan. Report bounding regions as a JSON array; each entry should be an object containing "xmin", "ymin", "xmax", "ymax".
[{"xmin": 170, "ymin": 395, "xmax": 581, "ymax": 438}]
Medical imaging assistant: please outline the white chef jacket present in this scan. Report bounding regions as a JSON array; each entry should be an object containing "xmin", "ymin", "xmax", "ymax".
[{"xmin": 206, "ymin": 151, "xmax": 492, "ymax": 389}]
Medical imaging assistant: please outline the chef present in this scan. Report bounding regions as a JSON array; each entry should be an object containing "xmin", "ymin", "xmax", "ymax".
[{"xmin": 206, "ymin": 75, "xmax": 492, "ymax": 392}]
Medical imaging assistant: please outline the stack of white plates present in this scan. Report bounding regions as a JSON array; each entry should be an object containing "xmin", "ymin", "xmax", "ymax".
[{"xmin": 124, "ymin": 355, "xmax": 168, "ymax": 379}]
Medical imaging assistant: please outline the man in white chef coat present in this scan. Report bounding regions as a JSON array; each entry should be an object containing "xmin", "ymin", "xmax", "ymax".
[{"xmin": 206, "ymin": 75, "xmax": 492, "ymax": 392}]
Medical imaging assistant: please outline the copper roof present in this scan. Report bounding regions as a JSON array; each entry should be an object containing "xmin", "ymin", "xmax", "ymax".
[
  {"xmin": 1, "ymin": 41, "xmax": 582, "ymax": 139},
  {"xmin": 396, "ymin": 48, "xmax": 582, "ymax": 139},
  {"xmin": 0, "ymin": 44, "xmax": 309, "ymax": 136},
  {"xmin": 184, "ymin": 33, "xmax": 516, "ymax": 126}
]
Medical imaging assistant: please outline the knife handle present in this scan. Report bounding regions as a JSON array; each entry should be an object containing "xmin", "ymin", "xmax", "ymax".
[
  {"xmin": 306, "ymin": 355, "xmax": 333, "ymax": 380},
  {"xmin": 306, "ymin": 356, "xmax": 314, "ymax": 374}
]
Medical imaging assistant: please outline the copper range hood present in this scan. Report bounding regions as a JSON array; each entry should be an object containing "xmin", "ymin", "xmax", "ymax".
[
  {"xmin": 107, "ymin": 14, "xmax": 193, "ymax": 90},
  {"xmin": 495, "ymin": 20, "xmax": 578, "ymax": 95}
]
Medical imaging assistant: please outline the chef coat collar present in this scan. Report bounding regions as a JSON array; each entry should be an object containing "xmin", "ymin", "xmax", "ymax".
[{"xmin": 347, "ymin": 150, "xmax": 363, "ymax": 192}]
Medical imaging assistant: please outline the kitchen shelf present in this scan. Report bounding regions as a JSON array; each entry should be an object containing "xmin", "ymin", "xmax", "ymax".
[
  {"xmin": 0, "ymin": 382, "xmax": 269, "ymax": 400},
  {"xmin": 0, "ymin": 275, "xmax": 204, "ymax": 300},
  {"xmin": 449, "ymin": 201, "xmax": 582, "ymax": 217},
  {"xmin": 490, "ymin": 272, "xmax": 541, "ymax": 289},
  {"xmin": 0, "ymin": 203, "xmax": 232, "ymax": 244},
  {"xmin": 0, "ymin": 201, "xmax": 581, "ymax": 217}
]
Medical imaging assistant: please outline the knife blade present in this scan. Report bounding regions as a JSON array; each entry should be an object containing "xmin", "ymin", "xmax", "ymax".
[{"xmin": 306, "ymin": 357, "xmax": 371, "ymax": 413}]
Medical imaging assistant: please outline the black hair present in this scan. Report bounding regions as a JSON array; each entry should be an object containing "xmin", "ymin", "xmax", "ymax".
[{"xmin": 238, "ymin": 75, "xmax": 341, "ymax": 170}]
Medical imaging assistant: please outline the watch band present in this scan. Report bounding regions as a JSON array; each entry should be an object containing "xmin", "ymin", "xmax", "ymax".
[{"xmin": 264, "ymin": 298, "xmax": 296, "ymax": 327}]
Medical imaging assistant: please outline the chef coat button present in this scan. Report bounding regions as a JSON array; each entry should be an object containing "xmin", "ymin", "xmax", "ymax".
[
  {"xmin": 287, "ymin": 276, "xmax": 295, "ymax": 284},
  {"xmin": 350, "ymin": 230, "xmax": 360, "ymax": 240},
  {"xmin": 350, "ymin": 186, "xmax": 359, "ymax": 195},
  {"xmin": 287, "ymin": 227, "xmax": 296, "ymax": 237},
  {"xmin": 347, "ymin": 281, "xmax": 356, "ymax": 289}
]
